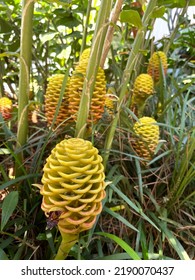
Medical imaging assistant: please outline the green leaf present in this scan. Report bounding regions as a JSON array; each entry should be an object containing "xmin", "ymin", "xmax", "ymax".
[
  {"xmin": 54, "ymin": 9, "xmax": 81, "ymax": 28},
  {"xmin": 0, "ymin": 18, "xmax": 12, "ymax": 33},
  {"xmin": 150, "ymin": 212, "xmax": 190, "ymax": 260},
  {"xmin": 0, "ymin": 52, "xmax": 19, "ymax": 59},
  {"xmin": 0, "ymin": 173, "xmax": 40, "ymax": 191},
  {"xmin": 40, "ymin": 32, "xmax": 58, "ymax": 45},
  {"xmin": 45, "ymin": 0, "xmax": 71, "ymax": 6},
  {"xmin": 0, "ymin": 248, "xmax": 9, "ymax": 260},
  {"xmin": 157, "ymin": 0, "xmax": 195, "ymax": 8},
  {"xmin": 104, "ymin": 206, "xmax": 138, "ymax": 232},
  {"xmin": 151, "ymin": 6, "xmax": 165, "ymax": 18},
  {"xmin": 46, "ymin": 230, "xmax": 56, "ymax": 255},
  {"xmin": 120, "ymin": 10, "xmax": 143, "ymax": 29},
  {"xmin": 97, "ymin": 232, "xmax": 141, "ymax": 260},
  {"xmin": 110, "ymin": 184, "xmax": 160, "ymax": 231},
  {"xmin": 1, "ymin": 191, "xmax": 19, "ymax": 231}
]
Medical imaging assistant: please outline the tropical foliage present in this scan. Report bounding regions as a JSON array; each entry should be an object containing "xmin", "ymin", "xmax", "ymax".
[{"xmin": 0, "ymin": 0, "xmax": 194, "ymax": 260}]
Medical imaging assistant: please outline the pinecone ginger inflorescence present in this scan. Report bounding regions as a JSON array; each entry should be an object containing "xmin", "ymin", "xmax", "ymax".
[
  {"xmin": 102, "ymin": 88, "xmax": 118, "ymax": 123},
  {"xmin": 40, "ymin": 137, "xmax": 107, "ymax": 235},
  {"xmin": 147, "ymin": 51, "xmax": 168, "ymax": 83},
  {"xmin": 44, "ymin": 74, "xmax": 71, "ymax": 127},
  {"xmin": 0, "ymin": 97, "xmax": 13, "ymax": 120},
  {"xmin": 68, "ymin": 48, "xmax": 107, "ymax": 124},
  {"xmin": 105, "ymin": 95, "xmax": 114, "ymax": 115},
  {"xmin": 130, "ymin": 73, "xmax": 154, "ymax": 116},
  {"xmin": 131, "ymin": 116, "xmax": 160, "ymax": 160}
]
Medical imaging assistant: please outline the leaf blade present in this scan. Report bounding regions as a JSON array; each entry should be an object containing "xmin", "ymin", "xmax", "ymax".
[
  {"xmin": 0, "ymin": 248, "xmax": 9, "ymax": 260},
  {"xmin": 120, "ymin": 10, "xmax": 143, "ymax": 29},
  {"xmin": 97, "ymin": 232, "xmax": 141, "ymax": 260},
  {"xmin": 1, "ymin": 191, "xmax": 19, "ymax": 231}
]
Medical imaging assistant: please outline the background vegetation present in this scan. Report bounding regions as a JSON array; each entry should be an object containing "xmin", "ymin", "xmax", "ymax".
[{"xmin": 0, "ymin": 0, "xmax": 194, "ymax": 260}]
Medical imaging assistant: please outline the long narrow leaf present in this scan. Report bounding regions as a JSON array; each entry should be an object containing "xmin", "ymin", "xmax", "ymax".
[
  {"xmin": 97, "ymin": 232, "xmax": 141, "ymax": 260},
  {"xmin": 0, "ymin": 174, "xmax": 40, "ymax": 191},
  {"xmin": 104, "ymin": 206, "xmax": 138, "ymax": 232},
  {"xmin": 110, "ymin": 184, "xmax": 160, "ymax": 231},
  {"xmin": 135, "ymin": 158, "xmax": 143, "ymax": 204},
  {"xmin": 1, "ymin": 191, "xmax": 18, "ymax": 231},
  {"xmin": 150, "ymin": 212, "xmax": 190, "ymax": 260},
  {"xmin": 0, "ymin": 248, "xmax": 9, "ymax": 260}
]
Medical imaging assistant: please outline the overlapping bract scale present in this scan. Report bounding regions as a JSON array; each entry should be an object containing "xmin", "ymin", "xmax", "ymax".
[
  {"xmin": 68, "ymin": 48, "xmax": 106, "ymax": 124},
  {"xmin": 131, "ymin": 117, "xmax": 160, "ymax": 160},
  {"xmin": 0, "ymin": 97, "xmax": 13, "ymax": 120},
  {"xmin": 44, "ymin": 74, "xmax": 71, "ymax": 126},
  {"xmin": 79, "ymin": 48, "xmax": 91, "ymax": 62},
  {"xmin": 147, "ymin": 51, "xmax": 168, "ymax": 82},
  {"xmin": 105, "ymin": 95, "xmax": 114, "ymax": 115},
  {"xmin": 132, "ymin": 74, "xmax": 154, "ymax": 103},
  {"xmin": 130, "ymin": 74, "xmax": 154, "ymax": 115},
  {"xmin": 40, "ymin": 138, "xmax": 107, "ymax": 234}
]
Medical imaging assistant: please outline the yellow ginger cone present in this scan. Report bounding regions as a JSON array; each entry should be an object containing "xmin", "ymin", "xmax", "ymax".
[
  {"xmin": 39, "ymin": 138, "xmax": 108, "ymax": 259},
  {"xmin": 105, "ymin": 95, "xmax": 114, "ymax": 115},
  {"xmin": 68, "ymin": 49, "xmax": 106, "ymax": 124},
  {"xmin": 102, "ymin": 88, "xmax": 118, "ymax": 123},
  {"xmin": 0, "ymin": 97, "xmax": 13, "ymax": 120},
  {"xmin": 130, "ymin": 74, "xmax": 154, "ymax": 116},
  {"xmin": 147, "ymin": 51, "xmax": 168, "ymax": 83},
  {"xmin": 44, "ymin": 74, "xmax": 71, "ymax": 127},
  {"xmin": 131, "ymin": 117, "xmax": 159, "ymax": 161},
  {"xmin": 79, "ymin": 48, "xmax": 91, "ymax": 62}
]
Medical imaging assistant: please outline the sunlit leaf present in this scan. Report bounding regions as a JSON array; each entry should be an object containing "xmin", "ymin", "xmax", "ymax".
[
  {"xmin": 97, "ymin": 232, "xmax": 141, "ymax": 260},
  {"xmin": 152, "ymin": 6, "xmax": 165, "ymax": 18},
  {"xmin": 0, "ymin": 148, "xmax": 11, "ymax": 155},
  {"xmin": 40, "ymin": 32, "xmax": 58, "ymax": 45},
  {"xmin": 120, "ymin": 10, "xmax": 143, "ymax": 29}
]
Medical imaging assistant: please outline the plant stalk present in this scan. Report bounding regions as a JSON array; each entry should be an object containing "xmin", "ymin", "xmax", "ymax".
[
  {"xmin": 103, "ymin": 0, "xmax": 158, "ymax": 168},
  {"xmin": 75, "ymin": 0, "xmax": 113, "ymax": 138},
  {"xmin": 55, "ymin": 232, "xmax": 79, "ymax": 260},
  {"xmin": 80, "ymin": 0, "xmax": 92, "ymax": 53},
  {"xmin": 16, "ymin": 0, "xmax": 34, "ymax": 175},
  {"xmin": 100, "ymin": 0, "xmax": 123, "ymax": 67}
]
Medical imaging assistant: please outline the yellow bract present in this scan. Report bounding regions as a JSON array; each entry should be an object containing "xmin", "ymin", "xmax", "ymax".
[
  {"xmin": 0, "ymin": 97, "xmax": 13, "ymax": 120},
  {"xmin": 105, "ymin": 95, "xmax": 114, "ymax": 115},
  {"xmin": 147, "ymin": 51, "xmax": 167, "ymax": 82},
  {"xmin": 44, "ymin": 48, "xmax": 107, "ymax": 127},
  {"xmin": 131, "ymin": 73, "xmax": 154, "ymax": 103},
  {"xmin": 40, "ymin": 138, "xmax": 107, "ymax": 234},
  {"xmin": 132, "ymin": 116, "xmax": 160, "ymax": 160},
  {"xmin": 68, "ymin": 48, "xmax": 106, "ymax": 124},
  {"xmin": 130, "ymin": 73, "xmax": 154, "ymax": 117},
  {"xmin": 79, "ymin": 48, "xmax": 91, "ymax": 62},
  {"xmin": 44, "ymin": 74, "xmax": 71, "ymax": 126}
]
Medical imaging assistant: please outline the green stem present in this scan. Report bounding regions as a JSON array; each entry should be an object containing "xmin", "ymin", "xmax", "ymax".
[
  {"xmin": 100, "ymin": 0, "xmax": 123, "ymax": 67},
  {"xmin": 103, "ymin": 0, "xmax": 158, "ymax": 168},
  {"xmin": 55, "ymin": 233, "xmax": 79, "ymax": 260},
  {"xmin": 16, "ymin": 0, "xmax": 34, "ymax": 175},
  {"xmin": 163, "ymin": 3, "xmax": 189, "ymax": 55},
  {"xmin": 80, "ymin": 0, "xmax": 92, "ymax": 53},
  {"xmin": 75, "ymin": 0, "xmax": 113, "ymax": 138}
]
